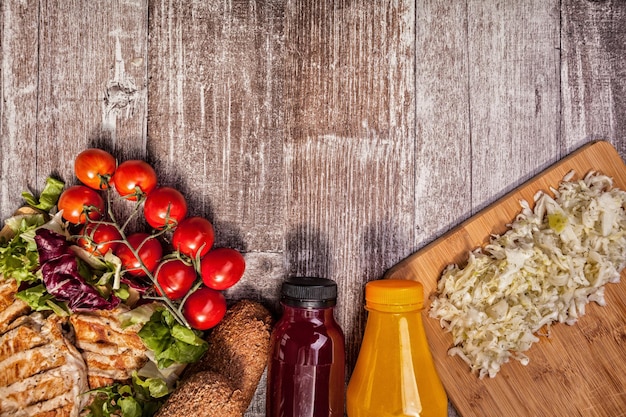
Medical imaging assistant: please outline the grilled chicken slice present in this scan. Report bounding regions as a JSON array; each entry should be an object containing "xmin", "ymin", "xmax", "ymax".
[
  {"xmin": 70, "ymin": 306, "xmax": 148, "ymax": 389},
  {"xmin": 0, "ymin": 275, "xmax": 152, "ymax": 414},
  {"xmin": 0, "ymin": 280, "xmax": 30, "ymax": 334},
  {"xmin": 0, "ymin": 312, "xmax": 89, "ymax": 417}
]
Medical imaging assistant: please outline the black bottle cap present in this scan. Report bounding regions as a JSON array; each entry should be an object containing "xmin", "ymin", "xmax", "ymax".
[{"xmin": 281, "ymin": 277, "xmax": 338, "ymax": 308}]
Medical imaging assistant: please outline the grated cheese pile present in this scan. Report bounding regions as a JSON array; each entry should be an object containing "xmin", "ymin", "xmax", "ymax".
[{"xmin": 429, "ymin": 171, "xmax": 626, "ymax": 379}]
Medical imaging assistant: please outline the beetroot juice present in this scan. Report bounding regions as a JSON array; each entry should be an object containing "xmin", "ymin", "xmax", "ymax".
[{"xmin": 266, "ymin": 277, "xmax": 345, "ymax": 417}]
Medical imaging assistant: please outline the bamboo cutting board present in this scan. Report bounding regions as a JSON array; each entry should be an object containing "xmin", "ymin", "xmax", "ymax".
[{"xmin": 385, "ymin": 141, "xmax": 626, "ymax": 416}]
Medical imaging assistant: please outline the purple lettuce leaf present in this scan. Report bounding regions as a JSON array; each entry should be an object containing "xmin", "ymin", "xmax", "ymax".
[
  {"xmin": 35, "ymin": 229, "xmax": 120, "ymax": 312},
  {"xmin": 36, "ymin": 227, "xmax": 72, "ymax": 262}
]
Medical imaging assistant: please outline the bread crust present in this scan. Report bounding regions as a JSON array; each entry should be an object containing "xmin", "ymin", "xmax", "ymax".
[{"xmin": 156, "ymin": 300, "xmax": 273, "ymax": 417}]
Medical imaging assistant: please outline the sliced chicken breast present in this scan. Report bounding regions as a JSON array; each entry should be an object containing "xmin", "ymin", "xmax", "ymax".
[
  {"xmin": 0, "ymin": 313, "xmax": 89, "ymax": 417},
  {"xmin": 70, "ymin": 307, "xmax": 148, "ymax": 389}
]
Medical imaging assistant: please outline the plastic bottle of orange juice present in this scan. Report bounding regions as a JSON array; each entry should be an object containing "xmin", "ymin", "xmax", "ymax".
[{"xmin": 346, "ymin": 279, "xmax": 447, "ymax": 417}]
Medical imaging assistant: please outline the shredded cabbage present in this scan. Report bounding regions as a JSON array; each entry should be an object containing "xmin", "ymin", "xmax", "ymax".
[{"xmin": 429, "ymin": 171, "xmax": 626, "ymax": 379}]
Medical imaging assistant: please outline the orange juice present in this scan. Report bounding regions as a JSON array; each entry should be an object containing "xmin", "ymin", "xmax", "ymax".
[{"xmin": 346, "ymin": 279, "xmax": 447, "ymax": 417}]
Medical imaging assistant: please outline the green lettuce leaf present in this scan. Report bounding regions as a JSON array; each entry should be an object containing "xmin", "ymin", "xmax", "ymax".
[
  {"xmin": 0, "ymin": 214, "xmax": 46, "ymax": 283},
  {"xmin": 138, "ymin": 309, "xmax": 208, "ymax": 369},
  {"xmin": 21, "ymin": 177, "xmax": 64, "ymax": 211},
  {"xmin": 16, "ymin": 284, "xmax": 69, "ymax": 316},
  {"xmin": 132, "ymin": 372, "xmax": 169, "ymax": 399}
]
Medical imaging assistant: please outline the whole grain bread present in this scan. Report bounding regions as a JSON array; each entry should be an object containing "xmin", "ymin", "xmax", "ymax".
[
  {"xmin": 156, "ymin": 299, "xmax": 273, "ymax": 417},
  {"xmin": 156, "ymin": 370, "xmax": 244, "ymax": 416}
]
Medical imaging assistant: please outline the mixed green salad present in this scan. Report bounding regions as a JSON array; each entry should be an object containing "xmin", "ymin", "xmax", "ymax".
[{"xmin": 0, "ymin": 148, "xmax": 247, "ymax": 416}]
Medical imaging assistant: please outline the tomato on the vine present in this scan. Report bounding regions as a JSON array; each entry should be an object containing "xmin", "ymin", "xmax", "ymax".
[
  {"xmin": 74, "ymin": 148, "xmax": 116, "ymax": 190},
  {"xmin": 171, "ymin": 217, "xmax": 215, "ymax": 259},
  {"xmin": 77, "ymin": 223, "xmax": 122, "ymax": 256},
  {"xmin": 111, "ymin": 160, "xmax": 157, "ymax": 201},
  {"xmin": 115, "ymin": 233, "xmax": 163, "ymax": 277},
  {"xmin": 200, "ymin": 247, "xmax": 245, "ymax": 290},
  {"xmin": 58, "ymin": 185, "xmax": 105, "ymax": 224},
  {"xmin": 143, "ymin": 187, "xmax": 188, "ymax": 230},
  {"xmin": 154, "ymin": 259, "xmax": 196, "ymax": 300},
  {"xmin": 183, "ymin": 286, "xmax": 227, "ymax": 330}
]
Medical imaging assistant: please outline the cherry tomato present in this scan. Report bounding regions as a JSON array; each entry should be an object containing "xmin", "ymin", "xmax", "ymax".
[
  {"xmin": 58, "ymin": 185, "xmax": 105, "ymax": 224},
  {"xmin": 77, "ymin": 223, "xmax": 122, "ymax": 256},
  {"xmin": 200, "ymin": 247, "xmax": 245, "ymax": 290},
  {"xmin": 143, "ymin": 187, "xmax": 188, "ymax": 230},
  {"xmin": 111, "ymin": 160, "xmax": 157, "ymax": 201},
  {"xmin": 115, "ymin": 233, "xmax": 163, "ymax": 277},
  {"xmin": 74, "ymin": 148, "xmax": 116, "ymax": 190},
  {"xmin": 171, "ymin": 217, "xmax": 215, "ymax": 259},
  {"xmin": 154, "ymin": 259, "xmax": 196, "ymax": 300},
  {"xmin": 183, "ymin": 286, "xmax": 227, "ymax": 330}
]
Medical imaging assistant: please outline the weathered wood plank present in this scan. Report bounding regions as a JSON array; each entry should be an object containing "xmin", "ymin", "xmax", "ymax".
[
  {"xmin": 36, "ymin": 0, "xmax": 147, "ymax": 186},
  {"xmin": 467, "ymin": 0, "xmax": 561, "ymax": 210},
  {"xmin": 282, "ymin": 0, "xmax": 416, "ymax": 371},
  {"xmin": 0, "ymin": 0, "xmax": 39, "ymax": 215},
  {"xmin": 147, "ymin": 0, "xmax": 285, "ymax": 252},
  {"xmin": 1, "ymin": 0, "xmax": 147, "ymax": 210},
  {"xmin": 561, "ymin": 0, "xmax": 626, "ymax": 157},
  {"xmin": 415, "ymin": 0, "xmax": 471, "ymax": 248}
]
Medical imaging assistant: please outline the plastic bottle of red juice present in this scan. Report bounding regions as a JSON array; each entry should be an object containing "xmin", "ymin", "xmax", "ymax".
[{"xmin": 266, "ymin": 277, "xmax": 345, "ymax": 417}]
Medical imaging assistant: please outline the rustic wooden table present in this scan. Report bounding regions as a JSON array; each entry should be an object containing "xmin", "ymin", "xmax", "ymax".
[{"xmin": 1, "ymin": 1, "xmax": 625, "ymax": 416}]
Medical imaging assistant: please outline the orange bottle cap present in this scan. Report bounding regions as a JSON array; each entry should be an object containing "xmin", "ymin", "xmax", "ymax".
[{"xmin": 365, "ymin": 279, "xmax": 424, "ymax": 312}]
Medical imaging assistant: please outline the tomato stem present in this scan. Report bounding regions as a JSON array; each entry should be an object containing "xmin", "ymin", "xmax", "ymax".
[
  {"xmin": 177, "ymin": 280, "xmax": 204, "ymax": 317},
  {"xmin": 78, "ymin": 189, "xmax": 193, "ymax": 329},
  {"xmin": 116, "ymin": 232, "xmax": 192, "ymax": 328}
]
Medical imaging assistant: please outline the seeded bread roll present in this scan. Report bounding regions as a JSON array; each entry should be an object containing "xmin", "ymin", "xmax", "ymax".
[{"xmin": 156, "ymin": 300, "xmax": 273, "ymax": 417}]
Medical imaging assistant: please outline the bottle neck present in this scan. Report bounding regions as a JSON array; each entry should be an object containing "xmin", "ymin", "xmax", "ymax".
[
  {"xmin": 366, "ymin": 306, "xmax": 421, "ymax": 314},
  {"xmin": 281, "ymin": 302, "xmax": 336, "ymax": 322},
  {"xmin": 365, "ymin": 306, "xmax": 423, "ymax": 325}
]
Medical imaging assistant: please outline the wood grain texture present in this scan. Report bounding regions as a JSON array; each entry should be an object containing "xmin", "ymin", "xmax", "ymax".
[
  {"xmin": 1, "ymin": 1, "xmax": 626, "ymax": 416},
  {"xmin": 0, "ymin": 0, "xmax": 39, "ymax": 216},
  {"xmin": 415, "ymin": 0, "xmax": 471, "ymax": 247},
  {"xmin": 467, "ymin": 0, "xmax": 561, "ymax": 210},
  {"xmin": 561, "ymin": 0, "xmax": 626, "ymax": 154},
  {"xmin": 147, "ymin": 0, "xmax": 285, "ymax": 251},
  {"xmin": 36, "ymin": 0, "xmax": 147, "ymax": 180},
  {"xmin": 147, "ymin": 2, "xmax": 289, "ymax": 414},
  {"xmin": 1, "ymin": 0, "xmax": 147, "ymax": 213}
]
